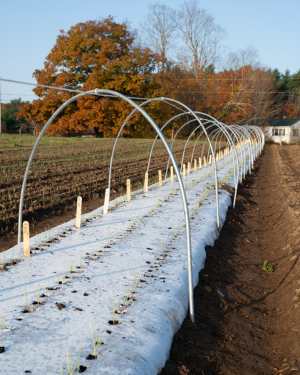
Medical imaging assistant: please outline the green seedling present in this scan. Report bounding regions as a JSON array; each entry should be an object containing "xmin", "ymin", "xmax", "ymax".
[
  {"xmin": 37, "ymin": 234, "xmax": 41, "ymax": 248},
  {"xmin": 0, "ymin": 313, "xmax": 6, "ymax": 330},
  {"xmin": 97, "ymin": 243, "xmax": 102, "ymax": 255},
  {"xmin": 123, "ymin": 290, "xmax": 127, "ymax": 306},
  {"xmin": 131, "ymin": 271, "xmax": 139, "ymax": 293},
  {"xmin": 263, "ymin": 261, "xmax": 274, "ymax": 272},
  {"xmin": 66, "ymin": 342, "xmax": 82, "ymax": 374},
  {"xmin": 69, "ymin": 261, "xmax": 73, "ymax": 278},
  {"xmin": 36, "ymin": 282, "xmax": 41, "ymax": 304},
  {"xmin": 57, "ymin": 274, "xmax": 61, "ymax": 288},
  {"xmin": 18, "ymin": 245, "xmax": 21, "ymax": 259},
  {"xmin": 127, "ymin": 279, "xmax": 131, "ymax": 300},
  {"xmin": 110, "ymin": 298, "xmax": 117, "ymax": 323},
  {"xmin": 62, "ymin": 267, "xmax": 67, "ymax": 283},
  {"xmin": 163, "ymin": 244, "xmax": 167, "ymax": 260},
  {"xmin": 90, "ymin": 323, "xmax": 102, "ymax": 357},
  {"xmin": 24, "ymin": 287, "xmax": 30, "ymax": 311}
]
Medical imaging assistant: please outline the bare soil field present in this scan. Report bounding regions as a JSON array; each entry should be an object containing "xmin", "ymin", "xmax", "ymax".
[
  {"xmin": 0, "ymin": 134, "xmax": 211, "ymax": 251},
  {"xmin": 161, "ymin": 144, "xmax": 300, "ymax": 374}
]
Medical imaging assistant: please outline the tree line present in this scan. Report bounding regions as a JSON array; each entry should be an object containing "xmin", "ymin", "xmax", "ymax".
[{"xmin": 2, "ymin": 1, "xmax": 299, "ymax": 136}]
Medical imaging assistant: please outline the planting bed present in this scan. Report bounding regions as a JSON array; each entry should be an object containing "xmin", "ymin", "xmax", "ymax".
[
  {"xmin": 0, "ymin": 135, "xmax": 216, "ymax": 250},
  {"xmin": 0, "ymin": 148, "xmax": 249, "ymax": 374}
]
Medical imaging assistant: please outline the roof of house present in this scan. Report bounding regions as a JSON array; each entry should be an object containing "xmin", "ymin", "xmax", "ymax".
[{"xmin": 258, "ymin": 118, "xmax": 300, "ymax": 127}]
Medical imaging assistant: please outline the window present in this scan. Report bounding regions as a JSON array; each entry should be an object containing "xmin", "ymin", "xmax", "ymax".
[
  {"xmin": 273, "ymin": 128, "xmax": 285, "ymax": 136},
  {"xmin": 292, "ymin": 129, "xmax": 299, "ymax": 137}
]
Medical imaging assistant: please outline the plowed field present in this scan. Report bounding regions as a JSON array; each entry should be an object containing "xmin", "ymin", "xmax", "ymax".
[{"xmin": 0, "ymin": 134, "xmax": 211, "ymax": 250}]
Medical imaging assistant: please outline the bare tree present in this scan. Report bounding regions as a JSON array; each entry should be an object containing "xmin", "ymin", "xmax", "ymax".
[
  {"xmin": 140, "ymin": 3, "xmax": 179, "ymax": 72},
  {"xmin": 224, "ymin": 45, "xmax": 260, "ymax": 71},
  {"xmin": 178, "ymin": 0, "xmax": 226, "ymax": 76}
]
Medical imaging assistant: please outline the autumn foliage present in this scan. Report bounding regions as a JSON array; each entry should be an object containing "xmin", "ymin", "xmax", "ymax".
[
  {"xmin": 19, "ymin": 18, "xmax": 159, "ymax": 136},
  {"xmin": 18, "ymin": 17, "xmax": 292, "ymax": 136},
  {"xmin": 284, "ymin": 101, "xmax": 299, "ymax": 118}
]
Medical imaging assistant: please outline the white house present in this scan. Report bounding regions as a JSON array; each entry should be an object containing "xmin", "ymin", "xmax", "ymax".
[{"xmin": 262, "ymin": 118, "xmax": 300, "ymax": 144}]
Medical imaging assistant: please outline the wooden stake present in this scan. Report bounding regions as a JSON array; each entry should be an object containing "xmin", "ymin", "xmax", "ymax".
[
  {"xmin": 209, "ymin": 155, "xmax": 212, "ymax": 165},
  {"xmin": 187, "ymin": 162, "xmax": 190, "ymax": 175},
  {"xmin": 144, "ymin": 172, "xmax": 148, "ymax": 192},
  {"xmin": 204, "ymin": 156, "xmax": 207, "ymax": 167},
  {"xmin": 183, "ymin": 164, "xmax": 186, "ymax": 179},
  {"xmin": 170, "ymin": 166, "xmax": 174, "ymax": 182},
  {"xmin": 23, "ymin": 221, "xmax": 30, "ymax": 258},
  {"xmin": 127, "ymin": 179, "xmax": 131, "ymax": 201},
  {"xmin": 75, "ymin": 196, "xmax": 82, "ymax": 229},
  {"xmin": 158, "ymin": 170, "xmax": 162, "ymax": 187},
  {"xmin": 194, "ymin": 159, "xmax": 197, "ymax": 172},
  {"xmin": 199, "ymin": 157, "xmax": 202, "ymax": 169},
  {"xmin": 103, "ymin": 188, "xmax": 109, "ymax": 215},
  {"xmin": 216, "ymin": 153, "xmax": 219, "ymax": 161}
]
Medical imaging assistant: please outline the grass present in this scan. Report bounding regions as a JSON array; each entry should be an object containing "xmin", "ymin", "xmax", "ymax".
[
  {"xmin": 36, "ymin": 283, "xmax": 41, "ymax": 303},
  {"xmin": 0, "ymin": 314, "xmax": 6, "ymax": 329},
  {"xmin": 89, "ymin": 323, "xmax": 102, "ymax": 357},
  {"xmin": 66, "ymin": 342, "xmax": 82, "ymax": 374},
  {"xmin": 24, "ymin": 287, "xmax": 30, "ymax": 311}
]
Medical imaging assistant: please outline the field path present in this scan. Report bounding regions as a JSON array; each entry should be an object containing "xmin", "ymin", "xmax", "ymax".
[{"xmin": 162, "ymin": 145, "xmax": 300, "ymax": 375}]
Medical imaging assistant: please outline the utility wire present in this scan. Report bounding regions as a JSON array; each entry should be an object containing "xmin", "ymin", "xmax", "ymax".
[{"xmin": 0, "ymin": 77, "xmax": 150, "ymax": 101}]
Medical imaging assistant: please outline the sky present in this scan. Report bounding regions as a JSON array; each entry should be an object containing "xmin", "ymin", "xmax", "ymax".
[{"xmin": 0, "ymin": 0, "xmax": 299, "ymax": 103}]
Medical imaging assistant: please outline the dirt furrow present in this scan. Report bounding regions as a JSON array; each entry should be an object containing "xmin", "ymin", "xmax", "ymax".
[{"xmin": 161, "ymin": 145, "xmax": 300, "ymax": 375}]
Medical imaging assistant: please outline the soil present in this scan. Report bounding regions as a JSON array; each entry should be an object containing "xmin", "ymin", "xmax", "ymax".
[
  {"xmin": 1, "ymin": 139, "xmax": 206, "ymax": 248},
  {"xmin": 161, "ymin": 145, "xmax": 300, "ymax": 375},
  {"xmin": 1, "ymin": 144, "xmax": 203, "ymax": 252}
]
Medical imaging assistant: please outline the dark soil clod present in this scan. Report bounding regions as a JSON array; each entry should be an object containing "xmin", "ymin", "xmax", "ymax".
[
  {"xmin": 55, "ymin": 303, "xmax": 66, "ymax": 310},
  {"xmin": 86, "ymin": 354, "xmax": 97, "ymax": 360},
  {"xmin": 0, "ymin": 347, "xmax": 5, "ymax": 353},
  {"xmin": 79, "ymin": 365, "xmax": 88, "ymax": 372},
  {"xmin": 108, "ymin": 320, "xmax": 120, "ymax": 325}
]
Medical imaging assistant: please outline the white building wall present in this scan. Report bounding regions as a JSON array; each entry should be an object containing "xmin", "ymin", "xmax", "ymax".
[
  {"xmin": 264, "ymin": 126, "xmax": 291, "ymax": 143},
  {"xmin": 291, "ymin": 122, "xmax": 300, "ymax": 143}
]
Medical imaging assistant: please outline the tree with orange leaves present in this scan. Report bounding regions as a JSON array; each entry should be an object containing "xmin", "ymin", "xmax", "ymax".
[
  {"xmin": 18, "ymin": 17, "xmax": 159, "ymax": 136},
  {"xmin": 284, "ymin": 101, "xmax": 299, "ymax": 118}
]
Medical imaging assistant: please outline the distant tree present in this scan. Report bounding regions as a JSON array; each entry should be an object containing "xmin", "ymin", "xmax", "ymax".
[
  {"xmin": 269, "ymin": 68, "xmax": 300, "ymax": 116},
  {"xmin": 19, "ymin": 17, "xmax": 159, "ymax": 137},
  {"xmin": 1, "ymin": 98, "xmax": 29, "ymax": 133},
  {"xmin": 203, "ymin": 64, "xmax": 215, "ymax": 76}
]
